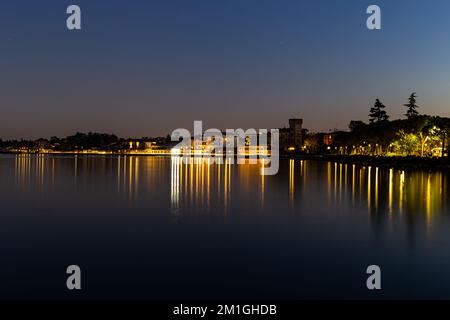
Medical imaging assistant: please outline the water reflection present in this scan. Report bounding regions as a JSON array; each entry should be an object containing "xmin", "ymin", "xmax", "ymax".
[
  {"xmin": 318, "ymin": 162, "xmax": 448, "ymax": 235},
  {"xmin": 289, "ymin": 159, "xmax": 295, "ymax": 206},
  {"xmin": 6, "ymin": 155, "xmax": 450, "ymax": 227},
  {"xmin": 169, "ymin": 157, "xmax": 244, "ymax": 216},
  {"xmin": 8, "ymin": 154, "xmax": 450, "ymax": 299}
]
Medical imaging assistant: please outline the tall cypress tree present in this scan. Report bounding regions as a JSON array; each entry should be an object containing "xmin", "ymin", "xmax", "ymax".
[
  {"xmin": 369, "ymin": 98, "xmax": 389, "ymax": 123},
  {"xmin": 404, "ymin": 92, "xmax": 419, "ymax": 119}
]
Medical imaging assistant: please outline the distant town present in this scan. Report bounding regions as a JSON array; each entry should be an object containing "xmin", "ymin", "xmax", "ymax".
[{"xmin": 1, "ymin": 93, "xmax": 450, "ymax": 159}]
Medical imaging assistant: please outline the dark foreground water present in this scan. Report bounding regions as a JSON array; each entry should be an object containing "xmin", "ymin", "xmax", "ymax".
[{"xmin": 1, "ymin": 154, "xmax": 450, "ymax": 299}]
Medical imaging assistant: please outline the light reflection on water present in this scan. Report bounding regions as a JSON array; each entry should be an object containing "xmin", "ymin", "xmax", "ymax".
[
  {"xmin": 2, "ymin": 155, "xmax": 449, "ymax": 225},
  {"xmin": 8, "ymin": 154, "xmax": 450, "ymax": 226},
  {"xmin": 2, "ymin": 154, "xmax": 450, "ymax": 299}
]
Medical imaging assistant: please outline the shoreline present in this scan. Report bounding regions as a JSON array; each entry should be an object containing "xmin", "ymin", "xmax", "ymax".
[
  {"xmin": 286, "ymin": 154, "xmax": 450, "ymax": 170},
  {"xmin": 2, "ymin": 151, "xmax": 450, "ymax": 170}
]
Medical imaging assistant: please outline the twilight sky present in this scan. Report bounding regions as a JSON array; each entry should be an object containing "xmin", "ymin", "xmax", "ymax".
[{"xmin": 1, "ymin": 0, "xmax": 450, "ymax": 139}]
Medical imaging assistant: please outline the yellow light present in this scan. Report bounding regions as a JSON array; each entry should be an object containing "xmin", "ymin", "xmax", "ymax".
[{"xmin": 171, "ymin": 148, "xmax": 181, "ymax": 155}]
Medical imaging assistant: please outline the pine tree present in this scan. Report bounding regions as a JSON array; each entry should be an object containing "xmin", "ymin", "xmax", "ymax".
[
  {"xmin": 369, "ymin": 98, "xmax": 389, "ymax": 123},
  {"xmin": 404, "ymin": 92, "xmax": 419, "ymax": 119}
]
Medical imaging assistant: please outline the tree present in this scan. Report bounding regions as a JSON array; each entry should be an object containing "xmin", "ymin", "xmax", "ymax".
[
  {"xmin": 369, "ymin": 99, "xmax": 389, "ymax": 123},
  {"xmin": 404, "ymin": 92, "xmax": 419, "ymax": 119},
  {"xmin": 392, "ymin": 130, "xmax": 421, "ymax": 156},
  {"xmin": 410, "ymin": 116, "xmax": 431, "ymax": 157},
  {"xmin": 349, "ymin": 120, "xmax": 366, "ymax": 132},
  {"xmin": 430, "ymin": 117, "xmax": 450, "ymax": 157}
]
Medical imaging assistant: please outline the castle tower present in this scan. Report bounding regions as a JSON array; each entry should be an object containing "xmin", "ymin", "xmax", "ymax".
[{"xmin": 289, "ymin": 118, "xmax": 303, "ymax": 150}]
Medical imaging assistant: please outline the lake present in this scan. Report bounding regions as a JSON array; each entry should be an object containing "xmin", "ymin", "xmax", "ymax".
[{"xmin": 1, "ymin": 154, "xmax": 450, "ymax": 299}]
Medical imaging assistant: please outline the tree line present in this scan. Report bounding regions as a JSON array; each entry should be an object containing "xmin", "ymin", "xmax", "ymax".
[
  {"xmin": 336, "ymin": 93, "xmax": 450, "ymax": 157},
  {"xmin": 0, "ymin": 132, "xmax": 176, "ymax": 152}
]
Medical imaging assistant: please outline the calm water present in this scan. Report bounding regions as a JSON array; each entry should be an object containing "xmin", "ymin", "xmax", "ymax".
[{"xmin": 1, "ymin": 154, "xmax": 450, "ymax": 299}]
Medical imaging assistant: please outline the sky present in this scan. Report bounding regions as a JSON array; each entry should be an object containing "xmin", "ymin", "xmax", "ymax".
[{"xmin": 1, "ymin": 0, "xmax": 450, "ymax": 139}]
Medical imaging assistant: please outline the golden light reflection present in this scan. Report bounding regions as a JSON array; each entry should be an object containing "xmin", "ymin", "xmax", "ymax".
[
  {"xmin": 375, "ymin": 167, "xmax": 379, "ymax": 211},
  {"xmin": 225, "ymin": 158, "xmax": 231, "ymax": 211},
  {"xmin": 426, "ymin": 173, "xmax": 431, "ymax": 227},
  {"xmin": 167, "ymin": 156, "xmax": 271, "ymax": 216},
  {"xmin": 300, "ymin": 160, "xmax": 305, "ymax": 186},
  {"xmin": 261, "ymin": 159, "xmax": 265, "ymax": 208},
  {"xmin": 339, "ymin": 163, "xmax": 343, "ymax": 202},
  {"xmin": 399, "ymin": 170, "xmax": 405, "ymax": 214},
  {"xmin": 289, "ymin": 159, "xmax": 295, "ymax": 206},
  {"xmin": 327, "ymin": 162, "xmax": 332, "ymax": 204},
  {"xmin": 135, "ymin": 156, "xmax": 139, "ymax": 196},
  {"xmin": 171, "ymin": 156, "xmax": 180, "ymax": 215},
  {"xmin": 344, "ymin": 164, "xmax": 348, "ymax": 199},
  {"xmin": 334, "ymin": 162, "xmax": 337, "ymax": 202},
  {"xmin": 224, "ymin": 158, "xmax": 229, "ymax": 212},
  {"xmin": 8, "ymin": 155, "xmax": 449, "ymax": 229},
  {"xmin": 207, "ymin": 158, "xmax": 210, "ymax": 209},
  {"xmin": 359, "ymin": 167, "xmax": 364, "ymax": 203},
  {"xmin": 352, "ymin": 164, "xmax": 356, "ymax": 205},
  {"xmin": 388, "ymin": 168, "xmax": 394, "ymax": 215},
  {"xmin": 128, "ymin": 156, "xmax": 133, "ymax": 201}
]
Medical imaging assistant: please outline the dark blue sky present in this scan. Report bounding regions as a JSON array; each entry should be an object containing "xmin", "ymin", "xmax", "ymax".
[{"xmin": 1, "ymin": 0, "xmax": 450, "ymax": 139}]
